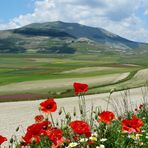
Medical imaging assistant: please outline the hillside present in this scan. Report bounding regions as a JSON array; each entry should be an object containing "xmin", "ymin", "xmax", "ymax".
[{"xmin": 0, "ymin": 21, "xmax": 147, "ymax": 54}]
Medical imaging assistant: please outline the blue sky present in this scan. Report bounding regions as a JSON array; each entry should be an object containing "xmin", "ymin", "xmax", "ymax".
[
  {"xmin": 0, "ymin": 0, "xmax": 34, "ymax": 22},
  {"xmin": 0, "ymin": 0, "xmax": 148, "ymax": 43}
]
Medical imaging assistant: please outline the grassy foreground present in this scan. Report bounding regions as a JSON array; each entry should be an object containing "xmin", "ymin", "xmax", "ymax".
[{"xmin": 0, "ymin": 82, "xmax": 148, "ymax": 148}]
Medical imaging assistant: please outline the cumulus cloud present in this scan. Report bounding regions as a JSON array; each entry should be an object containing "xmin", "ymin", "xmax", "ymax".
[{"xmin": 0, "ymin": 0, "xmax": 148, "ymax": 43}]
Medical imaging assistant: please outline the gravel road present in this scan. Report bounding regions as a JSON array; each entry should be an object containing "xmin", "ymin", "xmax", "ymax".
[{"xmin": 0, "ymin": 87, "xmax": 147, "ymax": 143}]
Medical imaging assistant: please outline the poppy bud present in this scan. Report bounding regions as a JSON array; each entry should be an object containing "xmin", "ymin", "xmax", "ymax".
[
  {"xmin": 59, "ymin": 107, "xmax": 62, "ymax": 115},
  {"xmin": 73, "ymin": 107, "xmax": 76, "ymax": 116},
  {"xmin": 66, "ymin": 113, "xmax": 71, "ymax": 119},
  {"xmin": 95, "ymin": 115, "xmax": 98, "ymax": 120},
  {"xmin": 16, "ymin": 126, "xmax": 19, "ymax": 132},
  {"xmin": 80, "ymin": 108, "xmax": 83, "ymax": 115},
  {"xmin": 73, "ymin": 112, "xmax": 76, "ymax": 116},
  {"xmin": 56, "ymin": 120, "xmax": 59, "ymax": 126},
  {"xmin": 20, "ymin": 141, "xmax": 25, "ymax": 145},
  {"xmin": 10, "ymin": 138, "xmax": 13, "ymax": 143}
]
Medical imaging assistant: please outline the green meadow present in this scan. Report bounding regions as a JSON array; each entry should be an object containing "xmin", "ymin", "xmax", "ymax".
[{"xmin": 0, "ymin": 53, "xmax": 147, "ymax": 101}]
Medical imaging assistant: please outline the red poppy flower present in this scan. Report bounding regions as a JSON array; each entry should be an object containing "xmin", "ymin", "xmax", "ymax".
[
  {"xmin": 44, "ymin": 128, "xmax": 63, "ymax": 145},
  {"xmin": 27, "ymin": 121, "xmax": 51, "ymax": 132},
  {"xmin": 35, "ymin": 115, "xmax": 44, "ymax": 123},
  {"xmin": 122, "ymin": 116, "xmax": 144, "ymax": 133},
  {"xmin": 51, "ymin": 137, "xmax": 64, "ymax": 148},
  {"xmin": 23, "ymin": 121, "xmax": 51, "ymax": 144},
  {"xmin": 23, "ymin": 132, "xmax": 41, "ymax": 145},
  {"xmin": 0, "ymin": 135, "xmax": 7, "ymax": 145},
  {"xmin": 73, "ymin": 82, "xmax": 88, "ymax": 95},
  {"xmin": 98, "ymin": 111, "xmax": 115, "ymax": 124},
  {"xmin": 23, "ymin": 123, "xmax": 42, "ymax": 144},
  {"xmin": 40, "ymin": 98, "xmax": 57, "ymax": 113},
  {"xmin": 69, "ymin": 120, "xmax": 91, "ymax": 137}
]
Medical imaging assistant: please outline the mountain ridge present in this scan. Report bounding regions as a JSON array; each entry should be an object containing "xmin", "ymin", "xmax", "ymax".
[{"xmin": 0, "ymin": 21, "xmax": 147, "ymax": 54}]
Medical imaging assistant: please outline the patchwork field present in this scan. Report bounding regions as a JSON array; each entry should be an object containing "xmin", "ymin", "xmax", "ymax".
[
  {"xmin": 0, "ymin": 53, "xmax": 147, "ymax": 101},
  {"xmin": 0, "ymin": 72, "xmax": 129, "ymax": 94}
]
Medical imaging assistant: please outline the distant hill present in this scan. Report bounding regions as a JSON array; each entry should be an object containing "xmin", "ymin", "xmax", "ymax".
[{"xmin": 0, "ymin": 21, "xmax": 147, "ymax": 54}]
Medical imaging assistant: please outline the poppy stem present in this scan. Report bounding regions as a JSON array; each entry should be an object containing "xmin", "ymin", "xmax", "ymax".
[
  {"xmin": 78, "ymin": 95, "xmax": 83, "ymax": 117},
  {"xmin": 39, "ymin": 142, "xmax": 44, "ymax": 148},
  {"xmin": 81, "ymin": 95, "xmax": 87, "ymax": 121},
  {"xmin": 50, "ymin": 113, "xmax": 55, "ymax": 127},
  {"xmin": 106, "ymin": 93, "xmax": 111, "ymax": 111},
  {"xmin": 90, "ymin": 104, "xmax": 94, "ymax": 127},
  {"xmin": 62, "ymin": 107, "xmax": 67, "ymax": 116},
  {"xmin": 83, "ymin": 95, "xmax": 87, "ymax": 120}
]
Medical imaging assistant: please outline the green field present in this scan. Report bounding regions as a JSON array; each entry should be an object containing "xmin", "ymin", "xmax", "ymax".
[{"xmin": 0, "ymin": 53, "xmax": 147, "ymax": 101}]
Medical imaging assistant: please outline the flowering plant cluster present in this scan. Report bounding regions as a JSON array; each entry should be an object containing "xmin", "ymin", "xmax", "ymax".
[{"xmin": 0, "ymin": 82, "xmax": 148, "ymax": 148}]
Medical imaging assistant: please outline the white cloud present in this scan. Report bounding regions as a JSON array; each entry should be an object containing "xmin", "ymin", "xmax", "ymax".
[
  {"xmin": 144, "ymin": 9, "xmax": 148, "ymax": 15},
  {"xmin": 0, "ymin": 0, "xmax": 148, "ymax": 43}
]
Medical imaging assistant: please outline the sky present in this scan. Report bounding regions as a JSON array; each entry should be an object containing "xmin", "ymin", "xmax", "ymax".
[{"xmin": 0, "ymin": 0, "xmax": 148, "ymax": 43}]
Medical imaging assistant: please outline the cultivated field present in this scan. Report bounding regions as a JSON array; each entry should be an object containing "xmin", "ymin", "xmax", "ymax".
[
  {"xmin": 0, "ymin": 53, "xmax": 147, "ymax": 101},
  {"xmin": 0, "ymin": 72, "xmax": 129, "ymax": 94}
]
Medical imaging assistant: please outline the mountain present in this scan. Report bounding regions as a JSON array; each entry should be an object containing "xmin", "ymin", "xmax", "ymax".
[{"xmin": 0, "ymin": 21, "xmax": 147, "ymax": 54}]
